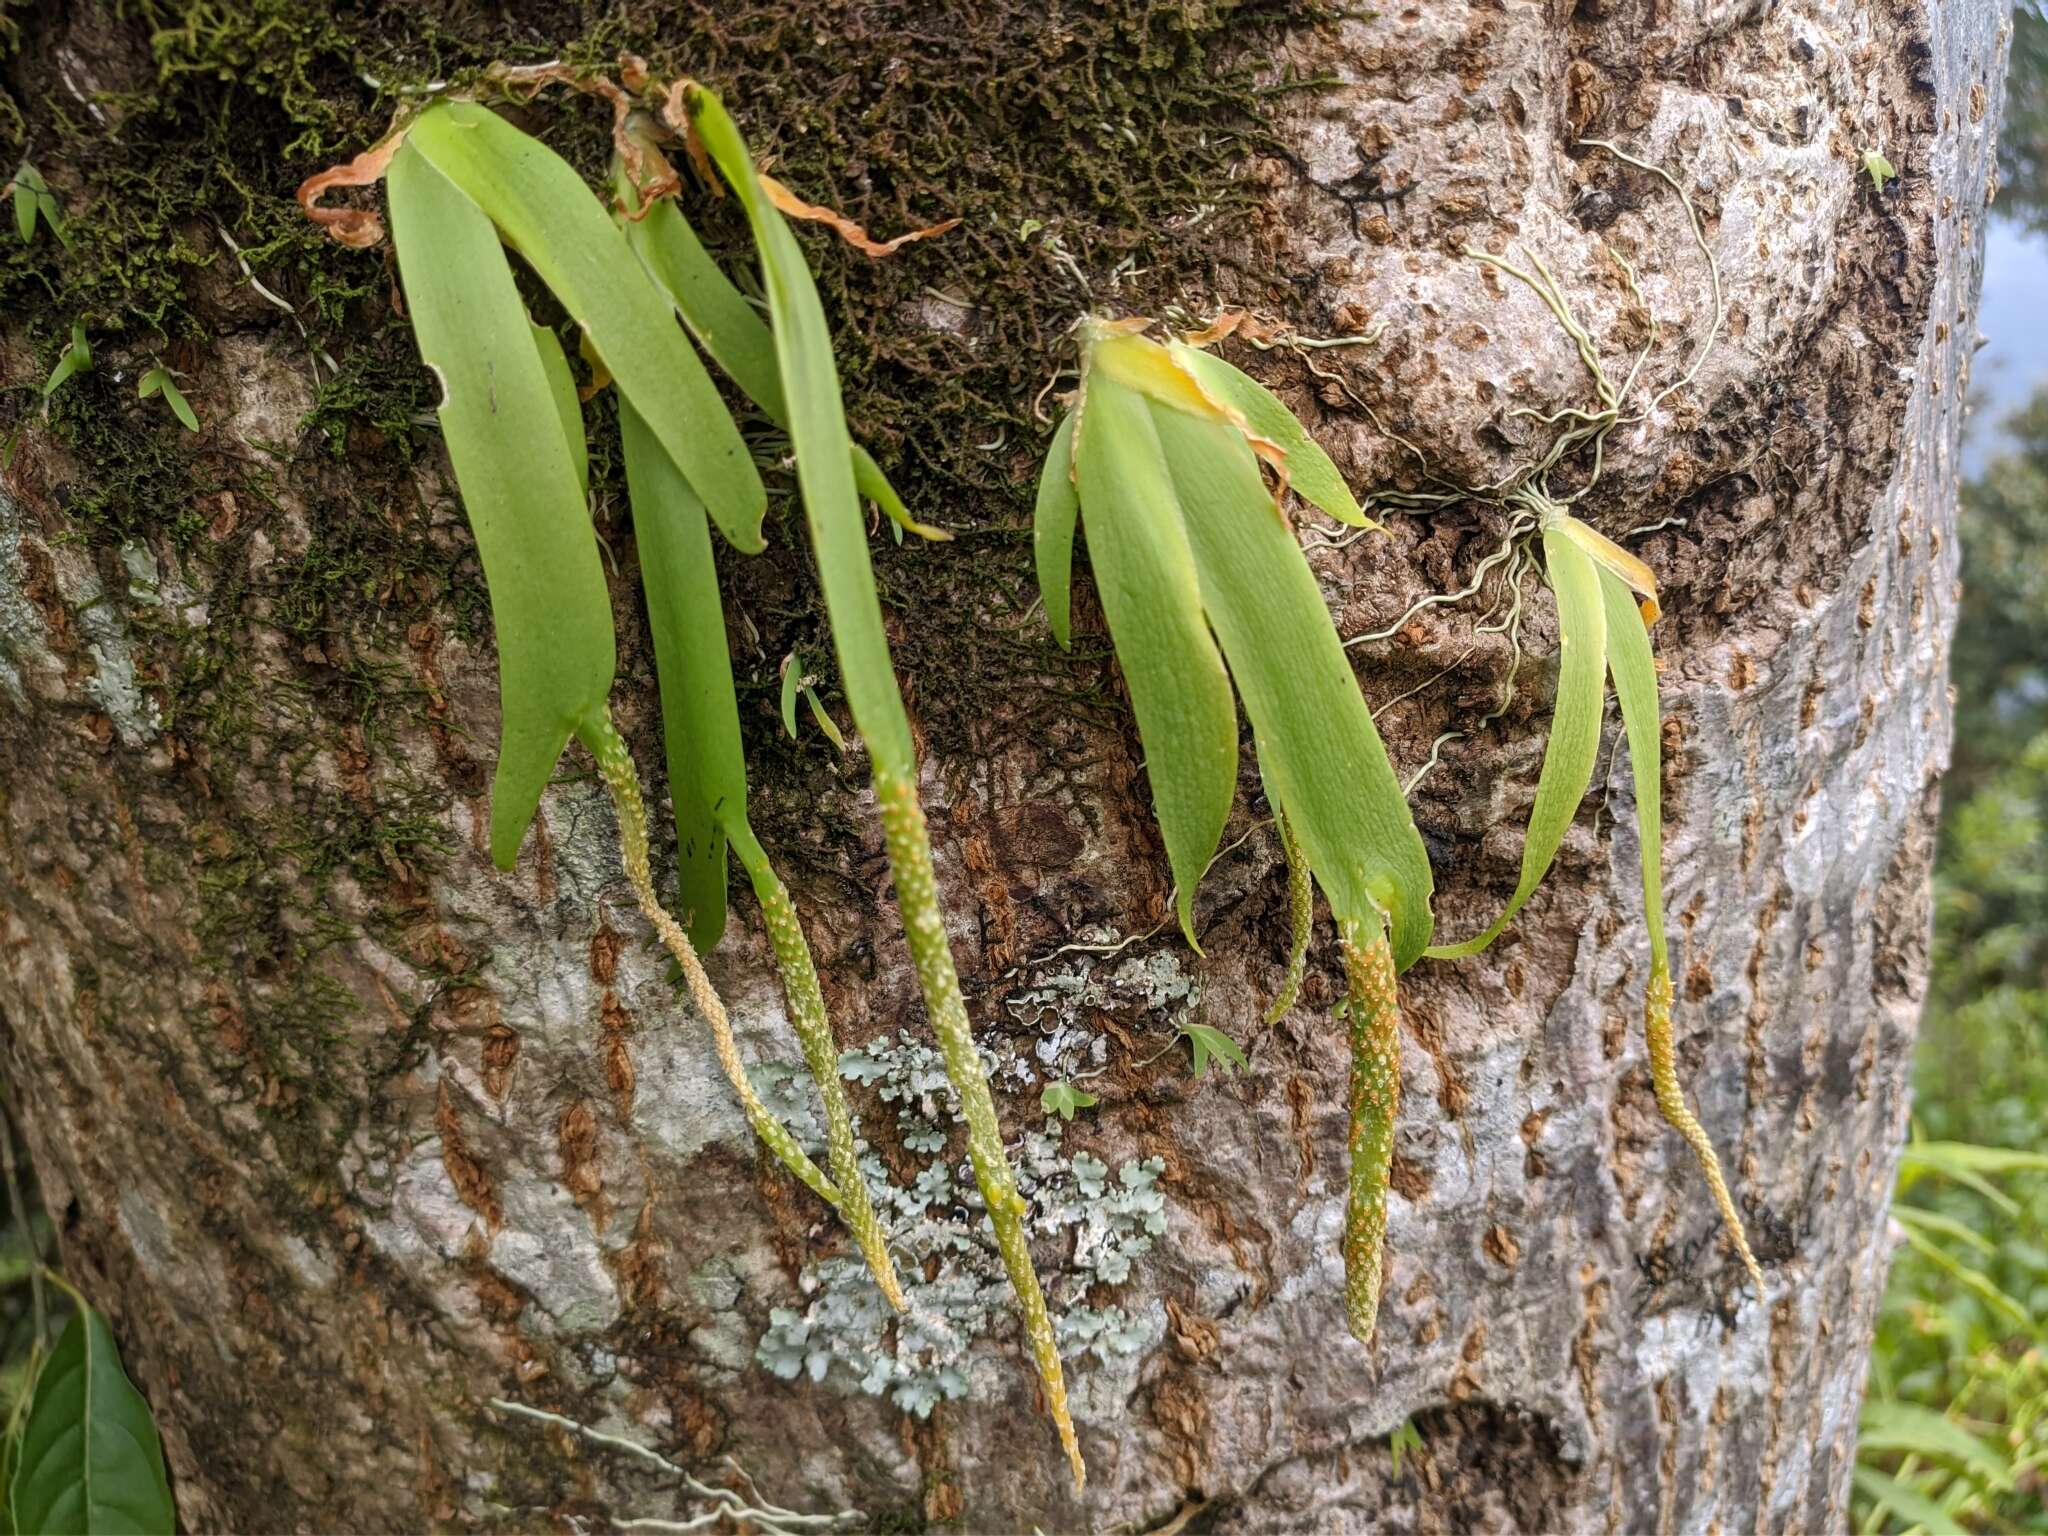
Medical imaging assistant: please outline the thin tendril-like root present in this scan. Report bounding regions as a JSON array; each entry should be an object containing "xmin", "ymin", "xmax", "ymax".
[
  {"xmin": 751, "ymin": 870, "xmax": 907, "ymax": 1312},
  {"xmin": 1646, "ymin": 960, "xmax": 1765, "ymax": 1293},
  {"xmin": 586, "ymin": 715, "xmax": 841, "ymax": 1209},
  {"xmin": 1338, "ymin": 916, "xmax": 1402, "ymax": 1346},
  {"xmin": 874, "ymin": 767, "xmax": 1084, "ymax": 1493},
  {"xmin": 1263, "ymin": 812, "xmax": 1312, "ymax": 1025}
]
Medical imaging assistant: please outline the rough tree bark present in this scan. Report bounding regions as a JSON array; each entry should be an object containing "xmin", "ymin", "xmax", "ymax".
[{"xmin": 0, "ymin": 0, "xmax": 2008, "ymax": 1530}]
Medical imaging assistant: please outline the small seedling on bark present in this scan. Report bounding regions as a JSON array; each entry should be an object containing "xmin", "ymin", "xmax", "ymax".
[
  {"xmin": 40, "ymin": 322, "xmax": 87, "ymax": 400},
  {"xmin": 1181, "ymin": 1022, "xmax": 1249, "ymax": 1080},
  {"xmin": 778, "ymin": 653, "xmax": 845, "ymax": 751},
  {"xmin": 7, "ymin": 162, "xmax": 66, "ymax": 246},
  {"xmin": 137, "ymin": 366, "xmax": 198, "ymax": 432},
  {"xmin": 1040, "ymin": 1081, "xmax": 1099, "ymax": 1120},
  {"xmin": 1861, "ymin": 147, "xmax": 1897, "ymax": 193}
]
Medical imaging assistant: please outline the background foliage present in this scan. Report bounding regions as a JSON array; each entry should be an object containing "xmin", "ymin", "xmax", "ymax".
[{"xmin": 1852, "ymin": 10, "xmax": 2048, "ymax": 1518}]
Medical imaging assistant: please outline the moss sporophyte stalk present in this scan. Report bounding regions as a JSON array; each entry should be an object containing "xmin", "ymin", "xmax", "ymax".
[{"xmin": 310, "ymin": 55, "xmax": 1764, "ymax": 1496}]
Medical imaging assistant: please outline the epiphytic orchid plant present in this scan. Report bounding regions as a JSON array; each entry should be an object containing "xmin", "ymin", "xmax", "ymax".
[
  {"xmin": 303, "ymin": 69, "xmax": 1083, "ymax": 1486},
  {"xmin": 1036, "ymin": 317, "xmax": 1435, "ymax": 1343}
]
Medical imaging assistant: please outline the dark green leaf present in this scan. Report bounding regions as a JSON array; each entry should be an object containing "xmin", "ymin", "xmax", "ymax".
[
  {"xmin": 1072, "ymin": 374, "xmax": 1239, "ymax": 947},
  {"xmin": 1150, "ymin": 402, "xmax": 1432, "ymax": 965},
  {"xmin": 619, "ymin": 397, "xmax": 742, "ymax": 950},
  {"xmin": 1034, "ymin": 411, "xmax": 1079, "ymax": 648},
  {"xmin": 388, "ymin": 142, "xmax": 615, "ymax": 869},
  {"xmin": 10, "ymin": 1308, "xmax": 175, "ymax": 1535},
  {"xmin": 406, "ymin": 102, "xmax": 767, "ymax": 552},
  {"xmin": 1428, "ymin": 525, "xmax": 1604, "ymax": 957}
]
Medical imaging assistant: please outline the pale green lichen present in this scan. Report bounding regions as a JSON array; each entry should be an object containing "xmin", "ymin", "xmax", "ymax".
[{"xmin": 756, "ymin": 1025, "xmax": 1168, "ymax": 1419}]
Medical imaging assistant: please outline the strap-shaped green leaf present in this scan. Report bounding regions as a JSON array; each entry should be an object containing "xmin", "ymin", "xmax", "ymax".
[
  {"xmin": 1168, "ymin": 341, "xmax": 1370, "ymax": 527},
  {"xmin": 622, "ymin": 193, "xmax": 785, "ymax": 410},
  {"xmin": 389, "ymin": 141, "xmax": 615, "ymax": 869},
  {"xmin": 684, "ymin": 88, "xmax": 1088, "ymax": 1485},
  {"xmin": 1033, "ymin": 410, "xmax": 1079, "ymax": 648},
  {"xmin": 680, "ymin": 87, "xmax": 916, "ymax": 775},
  {"xmin": 619, "ymin": 182, "xmax": 941, "ymax": 542},
  {"xmin": 1149, "ymin": 403, "xmax": 1431, "ymax": 965},
  {"xmin": 1602, "ymin": 567, "xmax": 1664, "ymax": 957},
  {"xmin": 10, "ymin": 1307, "xmax": 175, "ymax": 1536},
  {"xmin": 529, "ymin": 320, "xmax": 589, "ymax": 500},
  {"xmin": 1428, "ymin": 525, "xmax": 1606, "ymax": 958},
  {"xmin": 406, "ymin": 101, "xmax": 767, "ymax": 553},
  {"xmin": 1073, "ymin": 375, "xmax": 1239, "ymax": 947},
  {"xmin": 620, "ymin": 397, "xmax": 741, "ymax": 949}
]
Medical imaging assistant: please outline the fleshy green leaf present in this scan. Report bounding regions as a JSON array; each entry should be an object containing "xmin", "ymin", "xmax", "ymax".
[
  {"xmin": 1039, "ymin": 1080, "xmax": 1098, "ymax": 1121},
  {"xmin": 11, "ymin": 163, "xmax": 65, "ymax": 247},
  {"xmin": 780, "ymin": 653, "xmax": 803, "ymax": 739},
  {"xmin": 11, "ymin": 170, "xmax": 32, "ymax": 243},
  {"xmin": 1182, "ymin": 1022, "xmax": 1248, "ymax": 1079},
  {"xmin": 619, "ymin": 397, "xmax": 744, "ymax": 949},
  {"xmin": 805, "ymin": 688, "xmax": 847, "ymax": 751},
  {"xmin": 1033, "ymin": 410, "xmax": 1079, "ymax": 648},
  {"xmin": 1428, "ymin": 525, "xmax": 1605, "ymax": 957},
  {"xmin": 618, "ymin": 179, "xmax": 945, "ymax": 543},
  {"xmin": 682, "ymin": 85, "xmax": 917, "ymax": 777},
  {"xmin": 10, "ymin": 1308, "xmax": 175, "ymax": 1536},
  {"xmin": 1169, "ymin": 342, "xmax": 1370, "ymax": 526},
  {"xmin": 1601, "ymin": 566, "xmax": 1665, "ymax": 971},
  {"xmin": 42, "ymin": 324, "xmax": 89, "ymax": 399},
  {"xmin": 1072, "ymin": 373, "xmax": 1239, "ymax": 947},
  {"xmin": 528, "ymin": 322, "xmax": 588, "ymax": 499},
  {"xmin": 136, "ymin": 367, "xmax": 199, "ymax": 433},
  {"xmin": 1150, "ymin": 402, "xmax": 1432, "ymax": 966},
  {"xmin": 405, "ymin": 101, "xmax": 767, "ymax": 552},
  {"xmin": 389, "ymin": 141, "xmax": 615, "ymax": 869}
]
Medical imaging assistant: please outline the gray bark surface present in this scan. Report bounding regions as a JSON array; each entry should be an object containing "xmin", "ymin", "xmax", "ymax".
[{"xmin": 0, "ymin": 1, "xmax": 2008, "ymax": 1530}]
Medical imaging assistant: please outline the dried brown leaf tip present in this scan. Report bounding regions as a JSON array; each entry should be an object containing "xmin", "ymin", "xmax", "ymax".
[
  {"xmin": 756, "ymin": 174, "xmax": 960, "ymax": 257},
  {"xmin": 298, "ymin": 129, "xmax": 407, "ymax": 248},
  {"xmin": 1179, "ymin": 310, "xmax": 1248, "ymax": 348}
]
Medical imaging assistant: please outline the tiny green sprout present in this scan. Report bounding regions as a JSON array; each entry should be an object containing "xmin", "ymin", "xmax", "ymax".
[
  {"xmin": 1182, "ymin": 1022, "xmax": 1249, "ymax": 1080},
  {"xmin": 778, "ymin": 653, "xmax": 846, "ymax": 751},
  {"xmin": 138, "ymin": 366, "xmax": 199, "ymax": 432},
  {"xmin": 1389, "ymin": 1418, "xmax": 1423, "ymax": 1478},
  {"xmin": 8, "ymin": 162, "xmax": 66, "ymax": 246},
  {"xmin": 1040, "ymin": 1080, "xmax": 1099, "ymax": 1121},
  {"xmin": 41, "ymin": 322, "xmax": 88, "ymax": 400},
  {"xmin": 1861, "ymin": 147, "xmax": 1897, "ymax": 193},
  {"xmin": 1017, "ymin": 216, "xmax": 1045, "ymax": 240}
]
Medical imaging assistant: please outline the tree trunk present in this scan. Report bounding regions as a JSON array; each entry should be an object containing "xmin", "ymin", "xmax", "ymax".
[{"xmin": 0, "ymin": 1, "xmax": 2006, "ymax": 1529}]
